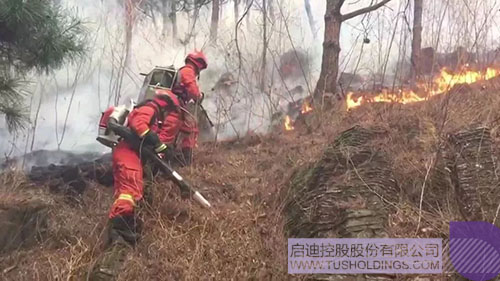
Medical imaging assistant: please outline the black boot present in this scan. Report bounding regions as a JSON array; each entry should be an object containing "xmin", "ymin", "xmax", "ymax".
[
  {"xmin": 109, "ymin": 214, "xmax": 141, "ymax": 246},
  {"xmin": 181, "ymin": 148, "xmax": 193, "ymax": 167},
  {"xmin": 89, "ymin": 235, "xmax": 130, "ymax": 281},
  {"xmin": 89, "ymin": 215, "xmax": 138, "ymax": 281}
]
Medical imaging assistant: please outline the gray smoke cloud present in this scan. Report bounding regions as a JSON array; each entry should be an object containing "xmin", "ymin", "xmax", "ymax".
[
  {"xmin": 1, "ymin": 0, "xmax": 326, "ymax": 157},
  {"xmin": 2, "ymin": 0, "xmax": 498, "ymax": 160}
]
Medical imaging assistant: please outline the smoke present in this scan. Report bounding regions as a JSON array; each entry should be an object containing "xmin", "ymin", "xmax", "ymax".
[
  {"xmin": 2, "ymin": 0, "xmax": 499, "ymax": 159},
  {"xmin": 1, "ymin": 0, "xmax": 325, "ymax": 157}
]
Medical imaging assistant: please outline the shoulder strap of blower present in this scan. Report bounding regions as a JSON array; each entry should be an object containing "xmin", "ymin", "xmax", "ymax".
[
  {"xmin": 172, "ymin": 66, "xmax": 185, "ymax": 99},
  {"xmin": 173, "ymin": 66, "xmax": 202, "ymax": 102},
  {"xmin": 174, "ymin": 66, "xmax": 184, "ymax": 86},
  {"xmin": 134, "ymin": 99, "xmax": 166, "ymax": 127},
  {"xmin": 173, "ymin": 66, "xmax": 199, "ymax": 102}
]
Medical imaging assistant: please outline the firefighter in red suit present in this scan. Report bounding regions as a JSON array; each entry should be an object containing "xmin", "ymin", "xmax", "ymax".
[
  {"xmin": 108, "ymin": 90, "xmax": 178, "ymax": 245},
  {"xmin": 160, "ymin": 50, "xmax": 208, "ymax": 166}
]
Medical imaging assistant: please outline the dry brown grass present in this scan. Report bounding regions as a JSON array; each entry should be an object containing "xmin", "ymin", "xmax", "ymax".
[
  {"xmin": 1, "ymin": 77, "xmax": 500, "ymax": 280},
  {"xmin": 341, "ymin": 77, "xmax": 500, "ymax": 237},
  {"xmin": 0, "ymin": 173, "xmax": 111, "ymax": 280},
  {"xmin": 0, "ymin": 131, "xmax": 329, "ymax": 280}
]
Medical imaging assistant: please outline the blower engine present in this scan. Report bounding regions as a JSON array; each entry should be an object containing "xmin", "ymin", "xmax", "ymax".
[
  {"xmin": 97, "ymin": 66, "xmax": 178, "ymax": 147},
  {"xmin": 96, "ymin": 100, "xmax": 136, "ymax": 148}
]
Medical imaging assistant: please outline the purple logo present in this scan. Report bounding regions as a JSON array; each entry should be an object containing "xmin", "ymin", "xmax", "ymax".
[{"xmin": 450, "ymin": 221, "xmax": 500, "ymax": 281}]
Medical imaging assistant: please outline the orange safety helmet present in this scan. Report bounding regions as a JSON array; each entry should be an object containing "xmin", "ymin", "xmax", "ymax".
[{"xmin": 185, "ymin": 50, "xmax": 208, "ymax": 71}]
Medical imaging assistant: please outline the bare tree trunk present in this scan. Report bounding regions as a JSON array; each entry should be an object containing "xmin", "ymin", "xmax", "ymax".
[
  {"xmin": 234, "ymin": 0, "xmax": 240, "ymax": 25},
  {"xmin": 268, "ymin": 0, "xmax": 274, "ymax": 20},
  {"xmin": 183, "ymin": 2, "xmax": 200, "ymax": 45},
  {"xmin": 169, "ymin": 0, "xmax": 178, "ymax": 39},
  {"xmin": 210, "ymin": 0, "xmax": 220, "ymax": 42},
  {"xmin": 410, "ymin": 0, "xmax": 423, "ymax": 84},
  {"xmin": 161, "ymin": 0, "xmax": 169, "ymax": 37},
  {"xmin": 261, "ymin": 0, "xmax": 267, "ymax": 91},
  {"xmin": 313, "ymin": 0, "xmax": 392, "ymax": 102},
  {"xmin": 246, "ymin": 0, "xmax": 252, "ymax": 28},
  {"xmin": 313, "ymin": 0, "xmax": 342, "ymax": 101},
  {"xmin": 304, "ymin": 0, "xmax": 316, "ymax": 39},
  {"xmin": 114, "ymin": 0, "xmax": 136, "ymax": 104}
]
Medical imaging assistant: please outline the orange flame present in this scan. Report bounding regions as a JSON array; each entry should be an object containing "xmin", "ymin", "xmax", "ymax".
[
  {"xmin": 301, "ymin": 100, "xmax": 313, "ymax": 114},
  {"xmin": 284, "ymin": 115, "xmax": 294, "ymax": 131},
  {"xmin": 346, "ymin": 67, "xmax": 500, "ymax": 110}
]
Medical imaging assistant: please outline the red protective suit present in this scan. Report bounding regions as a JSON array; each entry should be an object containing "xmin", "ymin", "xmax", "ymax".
[
  {"xmin": 160, "ymin": 64, "xmax": 202, "ymax": 149},
  {"xmin": 109, "ymin": 99, "xmax": 167, "ymax": 219}
]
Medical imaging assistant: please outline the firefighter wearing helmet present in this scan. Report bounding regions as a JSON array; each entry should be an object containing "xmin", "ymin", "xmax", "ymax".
[
  {"xmin": 160, "ymin": 50, "xmax": 208, "ymax": 166},
  {"xmin": 89, "ymin": 89, "xmax": 178, "ymax": 280},
  {"xmin": 109, "ymin": 89, "xmax": 178, "ymax": 241}
]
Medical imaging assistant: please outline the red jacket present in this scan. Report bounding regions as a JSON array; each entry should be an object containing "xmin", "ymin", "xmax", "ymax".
[
  {"xmin": 175, "ymin": 64, "xmax": 202, "ymax": 101},
  {"xmin": 112, "ymin": 100, "xmax": 165, "ymax": 170},
  {"xmin": 128, "ymin": 102, "xmax": 162, "ymax": 137}
]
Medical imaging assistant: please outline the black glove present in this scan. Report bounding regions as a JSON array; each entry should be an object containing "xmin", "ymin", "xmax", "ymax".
[
  {"xmin": 142, "ymin": 131, "xmax": 167, "ymax": 153},
  {"xmin": 143, "ymin": 130, "xmax": 160, "ymax": 145}
]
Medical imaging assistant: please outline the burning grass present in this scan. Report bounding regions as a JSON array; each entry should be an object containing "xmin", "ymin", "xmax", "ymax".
[{"xmin": 346, "ymin": 66, "xmax": 500, "ymax": 109}]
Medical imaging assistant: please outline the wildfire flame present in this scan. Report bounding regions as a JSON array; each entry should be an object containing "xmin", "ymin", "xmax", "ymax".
[
  {"xmin": 301, "ymin": 100, "xmax": 313, "ymax": 114},
  {"xmin": 346, "ymin": 67, "xmax": 500, "ymax": 110},
  {"xmin": 284, "ymin": 115, "xmax": 294, "ymax": 131}
]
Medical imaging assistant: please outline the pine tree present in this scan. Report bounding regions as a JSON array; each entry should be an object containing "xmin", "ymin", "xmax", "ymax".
[{"xmin": 0, "ymin": 0, "xmax": 86, "ymax": 132}]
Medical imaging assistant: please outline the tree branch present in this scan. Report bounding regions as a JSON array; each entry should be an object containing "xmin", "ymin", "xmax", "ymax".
[
  {"xmin": 334, "ymin": 0, "xmax": 346, "ymax": 11},
  {"xmin": 341, "ymin": 0, "xmax": 392, "ymax": 21}
]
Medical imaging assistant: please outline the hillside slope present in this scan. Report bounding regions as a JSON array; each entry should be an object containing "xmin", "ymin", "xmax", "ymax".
[{"xmin": 1, "ymin": 77, "xmax": 500, "ymax": 280}]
